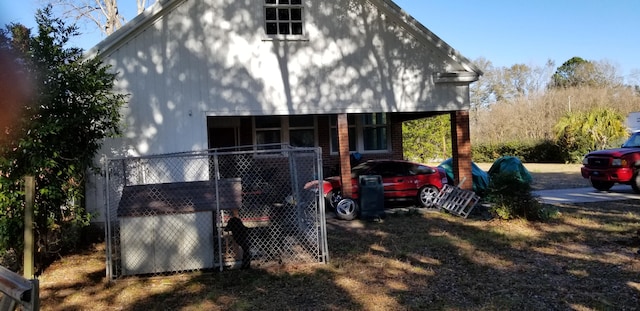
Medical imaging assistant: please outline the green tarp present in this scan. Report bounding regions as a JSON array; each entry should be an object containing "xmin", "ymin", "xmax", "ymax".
[{"xmin": 487, "ymin": 156, "xmax": 533, "ymax": 184}]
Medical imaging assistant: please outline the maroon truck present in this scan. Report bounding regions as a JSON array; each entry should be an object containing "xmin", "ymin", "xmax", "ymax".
[{"xmin": 581, "ymin": 131, "xmax": 640, "ymax": 192}]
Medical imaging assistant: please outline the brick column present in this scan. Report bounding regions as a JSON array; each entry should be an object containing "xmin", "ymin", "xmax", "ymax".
[
  {"xmin": 390, "ymin": 115, "xmax": 404, "ymax": 160},
  {"xmin": 338, "ymin": 113, "xmax": 353, "ymax": 197},
  {"xmin": 450, "ymin": 110, "xmax": 473, "ymax": 191}
]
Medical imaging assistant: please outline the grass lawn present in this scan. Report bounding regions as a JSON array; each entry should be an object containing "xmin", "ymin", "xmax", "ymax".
[{"xmin": 37, "ymin": 165, "xmax": 640, "ymax": 310}]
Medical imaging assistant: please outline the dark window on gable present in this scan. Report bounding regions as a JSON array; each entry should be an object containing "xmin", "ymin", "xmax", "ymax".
[{"xmin": 265, "ymin": 0, "xmax": 304, "ymax": 36}]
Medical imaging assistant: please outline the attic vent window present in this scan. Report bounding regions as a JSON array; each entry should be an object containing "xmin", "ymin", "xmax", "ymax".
[{"xmin": 265, "ymin": 0, "xmax": 304, "ymax": 36}]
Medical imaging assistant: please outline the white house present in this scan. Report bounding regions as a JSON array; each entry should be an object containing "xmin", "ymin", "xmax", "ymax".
[{"xmin": 86, "ymin": 0, "xmax": 481, "ymax": 221}]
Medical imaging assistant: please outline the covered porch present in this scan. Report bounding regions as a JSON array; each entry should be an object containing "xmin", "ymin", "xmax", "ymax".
[{"xmin": 206, "ymin": 110, "xmax": 473, "ymax": 195}]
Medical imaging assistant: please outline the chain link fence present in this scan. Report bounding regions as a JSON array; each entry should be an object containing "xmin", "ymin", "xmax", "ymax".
[{"xmin": 104, "ymin": 145, "xmax": 328, "ymax": 279}]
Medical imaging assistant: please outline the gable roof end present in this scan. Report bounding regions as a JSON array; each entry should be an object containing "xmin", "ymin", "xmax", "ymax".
[
  {"xmin": 87, "ymin": 0, "xmax": 482, "ymax": 84},
  {"xmin": 374, "ymin": 0, "xmax": 483, "ymax": 82}
]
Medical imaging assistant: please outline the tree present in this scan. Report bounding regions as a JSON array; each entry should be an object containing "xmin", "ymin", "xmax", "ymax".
[
  {"xmin": 469, "ymin": 57, "xmax": 494, "ymax": 117},
  {"xmin": 0, "ymin": 6, "xmax": 125, "ymax": 267},
  {"xmin": 402, "ymin": 115, "xmax": 451, "ymax": 163},
  {"xmin": 551, "ymin": 57, "xmax": 623, "ymax": 89},
  {"xmin": 582, "ymin": 107, "xmax": 628, "ymax": 149},
  {"xmin": 553, "ymin": 108, "xmax": 627, "ymax": 163},
  {"xmin": 470, "ymin": 59, "xmax": 556, "ymax": 110},
  {"xmin": 552, "ymin": 57, "xmax": 589, "ymax": 88}
]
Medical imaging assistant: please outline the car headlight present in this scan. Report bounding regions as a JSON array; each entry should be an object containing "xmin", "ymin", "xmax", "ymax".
[
  {"xmin": 611, "ymin": 158, "xmax": 627, "ymax": 166},
  {"xmin": 582, "ymin": 157, "xmax": 589, "ymax": 165}
]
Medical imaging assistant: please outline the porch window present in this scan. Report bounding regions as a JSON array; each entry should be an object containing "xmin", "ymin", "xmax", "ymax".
[
  {"xmin": 255, "ymin": 116, "xmax": 281, "ymax": 147},
  {"xmin": 265, "ymin": 0, "xmax": 304, "ymax": 36},
  {"xmin": 362, "ymin": 113, "xmax": 388, "ymax": 150},
  {"xmin": 254, "ymin": 116, "xmax": 316, "ymax": 148},
  {"xmin": 330, "ymin": 113, "xmax": 389, "ymax": 153},
  {"xmin": 289, "ymin": 115, "xmax": 315, "ymax": 147}
]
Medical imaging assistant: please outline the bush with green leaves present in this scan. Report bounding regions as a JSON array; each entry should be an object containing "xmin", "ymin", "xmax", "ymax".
[
  {"xmin": 472, "ymin": 140, "xmax": 565, "ymax": 163},
  {"xmin": 0, "ymin": 6, "xmax": 125, "ymax": 268},
  {"xmin": 554, "ymin": 108, "xmax": 628, "ymax": 163},
  {"xmin": 485, "ymin": 171, "xmax": 558, "ymax": 221},
  {"xmin": 403, "ymin": 114, "xmax": 451, "ymax": 163}
]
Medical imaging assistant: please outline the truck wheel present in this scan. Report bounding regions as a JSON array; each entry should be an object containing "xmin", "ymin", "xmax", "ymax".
[
  {"xmin": 591, "ymin": 180, "xmax": 614, "ymax": 191},
  {"xmin": 631, "ymin": 170, "xmax": 640, "ymax": 194}
]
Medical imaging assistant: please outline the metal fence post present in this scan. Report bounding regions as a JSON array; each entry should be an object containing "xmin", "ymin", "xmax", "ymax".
[{"xmin": 23, "ymin": 176, "xmax": 35, "ymax": 279}]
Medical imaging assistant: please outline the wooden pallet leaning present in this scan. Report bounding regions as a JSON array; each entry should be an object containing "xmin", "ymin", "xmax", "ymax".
[
  {"xmin": 434, "ymin": 184, "xmax": 481, "ymax": 218},
  {"xmin": 0, "ymin": 266, "xmax": 39, "ymax": 311}
]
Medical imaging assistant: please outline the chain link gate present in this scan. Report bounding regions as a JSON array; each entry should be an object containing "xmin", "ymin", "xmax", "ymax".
[{"xmin": 103, "ymin": 145, "xmax": 328, "ymax": 279}]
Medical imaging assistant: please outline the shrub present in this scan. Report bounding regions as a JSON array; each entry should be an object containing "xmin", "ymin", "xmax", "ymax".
[
  {"xmin": 526, "ymin": 140, "xmax": 565, "ymax": 163},
  {"xmin": 485, "ymin": 171, "xmax": 556, "ymax": 221},
  {"xmin": 472, "ymin": 140, "xmax": 566, "ymax": 163},
  {"xmin": 0, "ymin": 248, "xmax": 19, "ymax": 272}
]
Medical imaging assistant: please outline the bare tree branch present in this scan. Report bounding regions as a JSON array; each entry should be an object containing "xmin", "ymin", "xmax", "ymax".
[
  {"xmin": 137, "ymin": 0, "xmax": 147, "ymax": 14},
  {"xmin": 39, "ymin": 0, "xmax": 155, "ymax": 36}
]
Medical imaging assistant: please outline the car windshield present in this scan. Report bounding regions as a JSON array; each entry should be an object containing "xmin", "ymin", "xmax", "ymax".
[
  {"xmin": 622, "ymin": 132, "xmax": 640, "ymax": 148},
  {"xmin": 351, "ymin": 162, "xmax": 373, "ymax": 178}
]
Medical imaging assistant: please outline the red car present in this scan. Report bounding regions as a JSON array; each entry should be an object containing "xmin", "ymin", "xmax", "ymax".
[{"xmin": 322, "ymin": 159, "xmax": 448, "ymax": 220}]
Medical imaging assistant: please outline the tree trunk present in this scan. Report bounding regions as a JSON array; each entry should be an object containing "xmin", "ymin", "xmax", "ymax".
[{"xmin": 104, "ymin": 0, "xmax": 122, "ymax": 35}]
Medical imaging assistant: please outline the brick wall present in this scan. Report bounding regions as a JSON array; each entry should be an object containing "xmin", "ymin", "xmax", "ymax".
[
  {"xmin": 450, "ymin": 111, "xmax": 473, "ymax": 190},
  {"xmin": 389, "ymin": 114, "xmax": 404, "ymax": 160}
]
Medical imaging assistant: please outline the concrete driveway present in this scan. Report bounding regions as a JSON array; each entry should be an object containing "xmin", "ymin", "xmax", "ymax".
[{"xmin": 534, "ymin": 185, "xmax": 640, "ymax": 204}]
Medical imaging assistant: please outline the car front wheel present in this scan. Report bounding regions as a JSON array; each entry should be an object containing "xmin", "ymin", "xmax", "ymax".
[{"xmin": 418, "ymin": 186, "xmax": 440, "ymax": 208}]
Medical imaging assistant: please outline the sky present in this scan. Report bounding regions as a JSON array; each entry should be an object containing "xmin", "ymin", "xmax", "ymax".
[{"xmin": 2, "ymin": 0, "xmax": 639, "ymax": 82}]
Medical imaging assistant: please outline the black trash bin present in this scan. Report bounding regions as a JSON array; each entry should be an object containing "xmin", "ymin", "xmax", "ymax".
[{"xmin": 358, "ymin": 175, "xmax": 385, "ymax": 220}]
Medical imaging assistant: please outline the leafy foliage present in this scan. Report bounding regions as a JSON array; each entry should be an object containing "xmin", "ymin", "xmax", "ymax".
[
  {"xmin": 466, "ymin": 55, "xmax": 637, "ymax": 164},
  {"xmin": 402, "ymin": 114, "xmax": 451, "ymax": 163},
  {"xmin": 472, "ymin": 107, "xmax": 627, "ymax": 164},
  {"xmin": 554, "ymin": 108, "xmax": 628, "ymax": 163},
  {"xmin": 469, "ymin": 55, "xmax": 636, "ymax": 147},
  {"xmin": 551, "ymin": 57, "xmax": 622, "ymax": 89},
  {"xmin": 485, "ymin": 171, "xmax": 556, "ymax": 221},
  {"xmin": 472, "ymin": 140, "xmax": 564, "ymax": 163},
  {"xmin": 551, "ymin": 56, "xmax": 590, "ymax": 88},
  {"xmin": 0, "ymin": 6, "xmax": 125, "ymax": 268}
]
